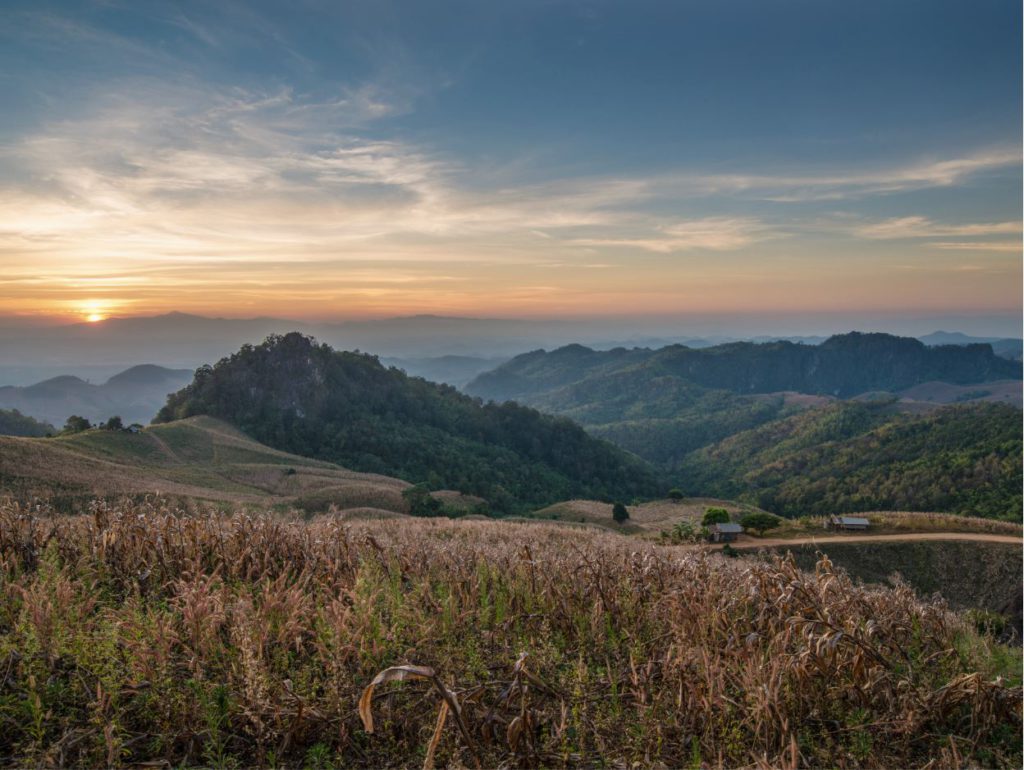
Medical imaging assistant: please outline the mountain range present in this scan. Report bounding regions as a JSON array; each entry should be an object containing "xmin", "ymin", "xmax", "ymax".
[
  {"xmin": 1, "ymin": 311, "xmax": 1019, "ymax": 386},
  {"xmin": 463, "ymin": 333, "xmax": 1022, "ymax": 519},
  {"xmin": 0, "ymin": 364, "xmax": 193, "ymax": 427}
]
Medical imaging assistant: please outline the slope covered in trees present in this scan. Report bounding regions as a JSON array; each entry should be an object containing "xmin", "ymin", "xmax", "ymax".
[
  {"xmin": 680, "ymin": 402, "xmax": 1022, "ymax": 520},
  {"xmin": 156, "ymin": 333, "xmax": 660, "ymax": 512},
  {"xmin": 0, "ymin": 408, "xmax": 54, "ymax": 437}
]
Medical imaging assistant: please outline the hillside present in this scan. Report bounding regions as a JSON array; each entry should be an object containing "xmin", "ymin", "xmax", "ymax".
[
  {"xmin": 0, "ymin": 503, "xmax": 1018, "ymax": 768},
  {"xmin": 680, "ymin": 401, "xmax": 1022, "ymax": 519},
  {"xmin": 155, "ymin": 333, "xmax": 660, "ymax": 512},
  {"xmin": 0, "ymin": 416, "xmax": 412, "ymax": 513},
  {"xmin": 0, "ymin": 364, "xmax": 193, "ymax": 426},
  {"xmin": 466, "ymin": 332, "xmax": 1021, "ymax": 402},
  {"xmin": 462, "ymin": 334, "xmax": 1022, "ymax": 518}
]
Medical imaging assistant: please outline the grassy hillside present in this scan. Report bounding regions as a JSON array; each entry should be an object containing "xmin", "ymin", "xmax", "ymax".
[
  {"xmin": 0, "ymin": 501, "xmax": 1018, "ymax": 768},
  {"xmin": 0, "ymin": 416, "xmax": 412, "ymax": 513},
  {"xmin": 681, "ymin": 401, "xmax": 1022, "ymax": 519},
  {"xmin": 156, "ymin": 333, "xmax": 661, "ymax": 512}
]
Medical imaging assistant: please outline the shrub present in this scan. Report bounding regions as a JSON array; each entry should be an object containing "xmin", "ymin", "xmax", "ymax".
[
  {"xmin": 612, "ymin": 501, "xmax": 630, "ymax": 524},
  {"xmin": 702, "ymin": 507, "xmax": 730, "ymax": 526}
]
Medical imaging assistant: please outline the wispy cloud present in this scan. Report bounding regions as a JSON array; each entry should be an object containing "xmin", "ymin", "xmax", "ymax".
[
  {"xmin": 668, "ymin": 149, "xmax": 1021, "ymax": 203},
  {"xmin": 567, "ymin": 217, "xmax": 777, "ymax": 253},
  {"xmin": 930, "ymin": 241, "xmax": 1022, "ymax": 252},
  {"xmin": 854, "ymin": 216, "xmax": 1021, "ymax": 240}
]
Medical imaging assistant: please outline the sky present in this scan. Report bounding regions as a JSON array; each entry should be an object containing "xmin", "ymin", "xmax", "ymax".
[{"xmin": 0, "ymin": 0, "xmax": 1021, "ymax": 332}]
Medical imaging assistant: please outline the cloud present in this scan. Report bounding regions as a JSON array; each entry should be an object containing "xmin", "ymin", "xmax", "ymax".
[
  {"xmin": 854, "ymin": 216, "xmax": 1021, "ymax": 240},
  {"xmin": 930, "ymin": 241, "xmax": 1022, "ymax": 252},
  {"xmin": 669, "ymin": 149, "xmax": 1021, "ymax": 203},
  {"xmin": 567, "ymin": 217, "xmax": 776, "ymax": 253}
]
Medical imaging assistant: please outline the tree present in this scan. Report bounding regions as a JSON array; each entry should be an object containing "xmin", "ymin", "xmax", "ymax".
[
  {"xmin": 701, "ymin": 507, "xmax": 730, "ymax": 526},
  {"xmin": 101, "ymin": 416, "xmax": 124, "ymax": 431},
  {"xmin": 739, "ymin": 512, "xmax": 781, "ymax": 537},
  {"xmin": 62, "ymin": 415, "xmax": 92, "ymax": 434},
  {"xmin": 612, "ymin": 502, "xmax": 630, "ymax": 524},
  {"xmin": 667, "ymin": 488, "xmax": 684, "ymax": 501},
  {"xmin": 402, "ymin": 484, "xmax": 443, "ymax": 517}
]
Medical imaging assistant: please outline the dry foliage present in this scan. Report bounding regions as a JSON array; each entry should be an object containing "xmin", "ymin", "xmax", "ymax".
[{"xmin": 0, "ymin": 497, "xmax": 1019, "ymax": 768}]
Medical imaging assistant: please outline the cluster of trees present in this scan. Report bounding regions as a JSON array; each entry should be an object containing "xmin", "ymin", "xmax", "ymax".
[
  {"xmin": 155, "ymin": 333, "xmax": 662, "ymax": 513},
  {"xmin": 0, "ymin": 408, "xmax": 54, "ymax": 437},
  {"xmin": 681, "ymin": 402, "xmax": 1022, "ymax": 520},
  {"xmin": 61, "ymin": 415, "xmax": 143, "ymax": 434}
]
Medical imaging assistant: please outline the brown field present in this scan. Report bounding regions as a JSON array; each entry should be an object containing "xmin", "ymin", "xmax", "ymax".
[
  {"xmin": 0, "ymin": 499, "xmax": 1018, "ymax": 768},
  {"xmin": 533, "ymin": 496, "xmax": 766, "ymax": 533},
  {"xmin": 0, "ymin": 416, "xmax": 411, "ymax": 513},
  {"xmin": 898, "ymin": 379, "xmax": 1023, "ymax": 408}
]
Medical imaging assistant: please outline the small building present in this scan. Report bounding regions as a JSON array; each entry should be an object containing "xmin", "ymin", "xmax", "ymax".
[
  {"xmin": 828, "ymin": 515, "xmax": 870, "ymax": 531},
  {"xmin": 709, "ymin": 522, "xmax": 743, "ymax": 542}
]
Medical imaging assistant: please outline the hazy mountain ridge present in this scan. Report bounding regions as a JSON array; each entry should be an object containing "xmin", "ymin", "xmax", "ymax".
[
  {"xmin": 155, "ymin": 333, "xmax": 660, "ymax": 512},
  {"xmin": 2, "ymin": 311, "xmax": 1018, "ymax": 385},
  {"xmin": 0, "ymin": 364, "xmax": 193, "ymax": 426},
  {"xmin": 467, "ymin": 332, "xmax": 1021, "ymax": 402}
]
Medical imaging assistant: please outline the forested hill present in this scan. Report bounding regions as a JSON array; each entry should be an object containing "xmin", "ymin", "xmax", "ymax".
[
  {"xmin": 0, "ymin": 408, "xmax": 54, "ymax": 437},
  {"xmin": 466, "ymin": 332, "xmax": 1021, "ymax": 402},
  {"xmin": 155, "ymin": 333, "xmax": 660, "ymax": 512},
  {"xmin": 680, "ymin": 401, "xmax": 1022, "ymax": 520}
]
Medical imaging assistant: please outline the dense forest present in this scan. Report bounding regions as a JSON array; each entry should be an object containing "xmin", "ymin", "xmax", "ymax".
[
  {"xmin": 681, "ymin": 402, "xmax": 1022, "ymax": 519},
  {"xmin": 0, "ymin": 408, "xmax": 53, "ymax": 437},
  {"xmin": 156, "ymin": 333, "xmax": 660, "ymax": 512},
  {"xmin": 467, "ymin": 332, "xmax": 1020, "ymax": 402}
]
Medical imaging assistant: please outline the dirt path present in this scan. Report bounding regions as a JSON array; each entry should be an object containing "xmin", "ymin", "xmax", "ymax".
[{"xmin": 724, "ymin": 532, "xmax": 1022, "ymax": 550}]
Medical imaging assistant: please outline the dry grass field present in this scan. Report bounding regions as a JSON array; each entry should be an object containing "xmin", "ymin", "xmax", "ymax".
[
  {"xmin": 532, "ymin": 497, "xmax": 764, "ymax": 533},
  {"xmin": 0, "ymin": 499, "xmax": 1018, "ymax": 768},
  {"xmin": 0, "ymin": 416, "xmax": 411, "ymax": 513}
]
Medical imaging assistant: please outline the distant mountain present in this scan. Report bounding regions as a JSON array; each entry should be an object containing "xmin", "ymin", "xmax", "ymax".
[
  {"xmin": 679, "ymin": 401, "xmax": 1022, "ymax": 520},
  {"xmin": 467, "ymin": 332, "xmax": 1021, "ymax": 402},
  {"xmin": 918, "ymin": 331, "xmax": 1022, "ymax": 361},
  {"xmin": 155, "ymin": 333, "xmax": 660, "ymax": 512},
  {"xmin": 381, "ymin": 355, "xmax": 509, "ymax": 389},
  {"xmin": 0, "ymin": 365, "xmax": 193, "ymax": 426}
]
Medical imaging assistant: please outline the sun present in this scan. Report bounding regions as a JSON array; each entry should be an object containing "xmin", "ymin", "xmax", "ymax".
[{"xmin": 77, "ymin": 299, "xmax": 112, "ymax": 323}]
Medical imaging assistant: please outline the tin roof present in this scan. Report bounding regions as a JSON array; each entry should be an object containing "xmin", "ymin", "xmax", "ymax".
[
  {"xmin": 715, "ymin": 523, "xmax": 743, "ymax": 533},
  {"xmin": 839, "ymin": 516, "xmax": 870, "ymax": 526}
]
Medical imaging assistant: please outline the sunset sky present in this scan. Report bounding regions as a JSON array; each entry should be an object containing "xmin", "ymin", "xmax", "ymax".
[{"xmin": 1, "ymin": 0, "xmax": 1021, "ymax": 327}]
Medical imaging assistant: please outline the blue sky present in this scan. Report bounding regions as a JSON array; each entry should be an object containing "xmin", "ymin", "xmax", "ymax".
[{"xmin": 0, "ymin": 0, "xmax": 1020, "ymax": 331}]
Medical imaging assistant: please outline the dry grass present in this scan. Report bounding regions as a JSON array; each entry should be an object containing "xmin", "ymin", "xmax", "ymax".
[
  {"xmin": 0, "ymin": 417, "xmax": 409, "ymax": 512},
  {"xmin": 0, "ymin": 497, "xmax": 1019, "ymax": 768},
  {"xmin": 533, "ymin": 497, "xmax": 763, "ymax": 534}
]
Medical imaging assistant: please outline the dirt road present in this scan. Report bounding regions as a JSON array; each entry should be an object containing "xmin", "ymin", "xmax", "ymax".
[{"xmin": 724, "ymin": 532, "xmax": 1022, "ymax": 550}]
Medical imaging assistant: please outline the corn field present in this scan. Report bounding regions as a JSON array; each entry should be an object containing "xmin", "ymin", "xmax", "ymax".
[{"xmin": 0, "ymin": 498, "xmax": 1019, "ymax": 768}]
